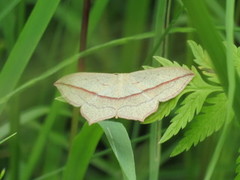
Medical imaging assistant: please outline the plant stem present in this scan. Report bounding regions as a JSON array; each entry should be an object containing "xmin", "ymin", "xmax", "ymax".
[
  {"xmin": 70, "ymin": 0, "xmax": 91, "ymax": 142},
  {"xmin": 78, "ymin": 0, "xmax": 91, "ymax": 70},
  {"xmin": 149, "ymin": 122, "xmax": 161, "ymax": 180}
]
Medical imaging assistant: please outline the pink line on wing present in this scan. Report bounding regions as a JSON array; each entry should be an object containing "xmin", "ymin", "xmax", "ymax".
[{"xmin": 54, "ymin": 73, "xmax": 194, "ymax": 100}]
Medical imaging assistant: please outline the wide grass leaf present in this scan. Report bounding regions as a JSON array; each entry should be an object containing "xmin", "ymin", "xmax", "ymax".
[{"xmin": 99, "ymin": 121, "xmax": 136, "ymax": 180}]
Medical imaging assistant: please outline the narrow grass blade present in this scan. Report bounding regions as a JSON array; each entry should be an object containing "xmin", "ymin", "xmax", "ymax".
[
  {"xmin": 99, "ymin": 121, "xmax": 136, "ymax": 180},
  {"xmin": 0, "ymin": 132, "xmax": 17, "ymax": 144}
]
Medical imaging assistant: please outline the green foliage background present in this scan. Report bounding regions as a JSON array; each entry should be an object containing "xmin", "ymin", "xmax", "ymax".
[{"xmin": 0, "ymin": 0, "xmax": 240, "ymax": 180}]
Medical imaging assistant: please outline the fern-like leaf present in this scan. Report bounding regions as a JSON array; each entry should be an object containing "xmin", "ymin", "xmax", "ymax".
[
  {"xmin": 154, "ymin": 56, "xmax": 183, "ymax": 67},
  {"xmin": 144, "ymin": 94, "xmax": 181, "ymax": 124},
  {"xmin": 188, "ymin": 40, "xmax": 219, "ymax": 84},
  {"xmin": 171, "ymin": 93, "xmax": 231, "ymax": 156},
  {"xmin": 160, "ymin": 67, "xmax": 216, "ymax": 143}
]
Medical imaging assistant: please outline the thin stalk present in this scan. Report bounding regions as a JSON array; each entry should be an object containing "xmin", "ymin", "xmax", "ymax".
[
  {"xmin": 149, "ymin": 122, "xmax": 161, "ymax": 180},
  {"xmin": 163, "ymin": 0, "xmax": 171, "ymax": 58},
  {"xmin": 0, "ymin": 133, "xmax": 17, "ymax": 144},
  {"xmin": 78, "ymin": 0, "xmax": 91, "ymax": 70},
  {"xmin": 70, "ymin": 0, "xmax": 91, "ymax": 142},
  {"xmin": 149, "ymin": 0, "xmax": 172, "ymax": 179}
]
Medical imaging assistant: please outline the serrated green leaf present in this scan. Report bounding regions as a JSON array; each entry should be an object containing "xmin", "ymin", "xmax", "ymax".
[
  {"xmin": 171, "ymin": 93, "xmax": 232, "ymax": 156},
  {"xmin": 188, "ymin": 40, "xmax": 219, "ymax": 84},
  {"xmin": 160, "ymin": 90, "xmax": 211, "ymax": 143},
  {"xmin": 143, "ymin": 93, "xmax": 181, "ymax": 124},
  {"xmin": 188, "ymin": 40, "xmax": 213, "ymax": 70},
  {"xmin": 154, "ymin": 56, "xmax": 182, "ymax": 67},
  {"xmin": 160, "ymin": 66, "xmax": 219, "ymax": 143}
]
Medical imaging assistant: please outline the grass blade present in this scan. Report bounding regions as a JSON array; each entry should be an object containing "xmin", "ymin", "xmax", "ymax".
[
  {"xmin": 0, "ymin": 132, "xmax": 17, "ymax": 144},
  {"xmin": 99, "ymin": 121, "xmax": 136, "ymax": 180}
]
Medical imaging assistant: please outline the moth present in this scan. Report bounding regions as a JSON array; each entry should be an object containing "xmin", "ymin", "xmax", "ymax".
[{"xmin": 55, "ymin": 67, "xmax": 194, "ymax": 124}]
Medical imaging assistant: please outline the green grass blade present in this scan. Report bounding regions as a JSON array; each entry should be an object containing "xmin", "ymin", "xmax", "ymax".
[
  {"xmin": 148, "ymin": 1, "xmax": 171, "ymax": 179},
  {"xmin": 0, "ymin": 132, "xmax": 17, "ymax": 144},
  {"xmin": 0, "ymin": 0, "xmax": 60, "ymax": 113},
  {"xmin": 63, "ymin": 123, "xmax": 103, "ymax": 180},
  {"xmin": 99, "ymin": 121, "xmax": 136, "ymax": 180}
]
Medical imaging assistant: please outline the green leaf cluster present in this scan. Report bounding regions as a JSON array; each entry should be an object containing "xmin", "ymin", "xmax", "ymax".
[{"xmin": 147, "ymin": 41, "xmax": 238, "ymax": 156}]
